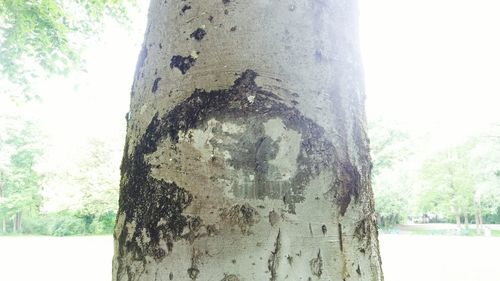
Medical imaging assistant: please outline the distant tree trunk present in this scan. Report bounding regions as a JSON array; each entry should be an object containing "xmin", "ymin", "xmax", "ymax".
[
  {"xmin": 113, "ymin": 1, "xmax": 383, "ymax": 280},
  {"xmin": 0, "ymin": 184, "xmax": 4, "ymax": 233},
  {"xmin": 13, "ymin": 212, "xmax": 22, "ymax": 233},
  {"xmin": 453, "ymin": 207, "xmax": 461, "ymax": 229},
  {"xmin": 464, "ymin": 214, "xmax": 469, "ymax": 229},
  {"xmin": 478, "ymin": 205, "xmax": 484, "ymax": 229},
  {"xmin": 475, "ymin": 211, "xmax": 481, "ymax": 234}
]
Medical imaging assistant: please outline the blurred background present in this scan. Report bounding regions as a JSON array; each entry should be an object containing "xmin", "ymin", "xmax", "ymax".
[{"xmin": 0, "ymin": 0, "xmax": 499, "ymax": 280}]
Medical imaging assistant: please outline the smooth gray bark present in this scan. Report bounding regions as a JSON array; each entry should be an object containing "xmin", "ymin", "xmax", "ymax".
[{"xmin": 113, "ymin": 0, "xmax": 383, "ymax": 280}]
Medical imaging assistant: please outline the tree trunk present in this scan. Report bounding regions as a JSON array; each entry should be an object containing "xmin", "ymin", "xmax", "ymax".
[
  {"xmin": 479, "ymin": 205, "xmax": 484, "ymax": 229},
  {"xmin": 13, "ymin": 212, "xmax": 22, "ymax": 233},
  {"xmin": 475, "ymin": 210, "xmax": 481, "ymax": 234},
  {"xmin": 464, "ymin": 214, "xmax": 469, "ymax": 229},
  {"xmin": 0, "ymin": 184, "xmax": 4, "ymax": 233},
  {"xmin": 455, "ymin": 214, "xmax": 461, "ymax": 230},
  {"xmin": 113, "ymin": 1, "xmax": 383, "ymax": 280}
]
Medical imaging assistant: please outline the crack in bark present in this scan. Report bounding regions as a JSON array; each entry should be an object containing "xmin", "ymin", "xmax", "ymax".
[{"xmin": 268, "ymin": 229, "xmax": 281, "ymax": 281}]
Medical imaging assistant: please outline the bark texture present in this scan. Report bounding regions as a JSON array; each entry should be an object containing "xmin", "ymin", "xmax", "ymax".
[{"xmin": 113, "ymin": 0, "xmax": 383, "ymax": 280}]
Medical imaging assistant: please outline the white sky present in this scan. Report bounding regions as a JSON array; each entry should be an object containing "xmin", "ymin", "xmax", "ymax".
[{"xmin": 359, "ymin": 0, "xmax": 500, "ymax": 147}]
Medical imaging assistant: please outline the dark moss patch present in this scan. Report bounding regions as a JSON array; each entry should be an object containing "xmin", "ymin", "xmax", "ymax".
[
  {"xmin": 181, "ymin": 4, "xmax": 191, "ymax": 13},
  {"xmin": 170, "ymin": 55, "xmax": 196, "ymax": 75},
  {"xmin": 117, "ymin": 116, "xmax": 194, "ymax": 264},
  {"xmin": 152, "ymin": 77, "xmax": 161, "ymax": 93},
  {"xmin": 190, "ymin": 28, "xmax": 206, "ymax": 41}
]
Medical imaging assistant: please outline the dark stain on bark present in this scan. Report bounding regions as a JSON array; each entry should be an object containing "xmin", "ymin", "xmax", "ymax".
[
  {"xmin": 190, "ymin": 28, "xmax": 206, "ymax": 41},
  {"xmin": 181, "ymin": 4, "xmax": 191, "ymax": 14},
  {"xmin": 309, "ymin": 249, "xmax": 323, "ymax": 278},
  {"xmin": 230, "ymin": 26, "xmax": 237, "ymax": 32},
  {"xmin": 356, "ymin": 265, "xmax": 362, "ymax": 276},
  {"xmin": 170, "ymin": 55, "xmax": 196, "ymax": 74},
  {"xmin": 321, "ymin": 224, "xmax": 327, "ymax": 235},
  {"xmin": 268, "ymin": 230, "xmax": 281, "ymax": 281},
  {"xmin": 152, "ymin": 77, "xmax": 161, "ymax": 93}
]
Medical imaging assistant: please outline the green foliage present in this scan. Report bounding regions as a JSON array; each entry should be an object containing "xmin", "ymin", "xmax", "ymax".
[
  {"xmin": 369, "ymin": 118, "xmax": 412, "ymax": 177},
  {"xmin": 369, "ymin": 119, "xmax": 414, "ymax": 227},
  {"xmin": 13, "ymin": 210, "xmax": 116, "ymax": 236},
  {"xmin": 0, "ymin": 0, "xmax": 136, "ymax": 88},
  {"xmin": 419, "ymin": 145, "xmax": 476, "ymax": 219},
  {"xmin": 0, "ymin": 119, "xmax": 44, "ymax": 232}
]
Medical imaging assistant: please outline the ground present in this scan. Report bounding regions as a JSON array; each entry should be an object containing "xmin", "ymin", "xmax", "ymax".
[{"xmin": 0, "ymin": 234, "xmax": 499, "ymax": 281}]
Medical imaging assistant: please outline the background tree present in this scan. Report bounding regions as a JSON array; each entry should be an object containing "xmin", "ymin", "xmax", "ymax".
[
  {"xmin": 369, "ymin": 118, "xmax": 415, "ymax": 227},
  {"xmin": 420, "ymin": 145, "xmax": 476, "ymax": 229},
  {"xmin": 0, "ymin": 119, "xmax": 43, "ymax": 233}
]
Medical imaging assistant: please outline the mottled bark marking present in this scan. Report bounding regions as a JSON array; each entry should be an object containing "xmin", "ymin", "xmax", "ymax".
[
  {"xmin": 151, "ymin": 77, "xmax": 161, "ymax": 93},
  {"xmin": 190, "ymin": 28, "xmax": 206, "ymax": 41},
  {"xmin": 309, "ymin": 249, "xmax": 323, "ymax": 278},
  {"xmin": 149, "ymin": 69, "xmax": 357, "ymax": 213},
  {"xmin": 220, "ymin": 203, "xmax": 260, "ymax": 234},
  {"xmin": 221, "ymin": 274, "xmax": 240, "ymax": 281}
]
